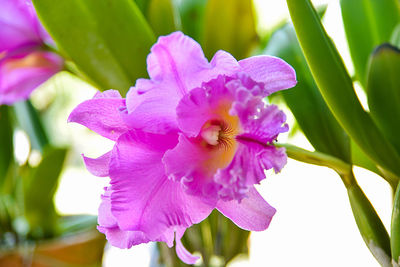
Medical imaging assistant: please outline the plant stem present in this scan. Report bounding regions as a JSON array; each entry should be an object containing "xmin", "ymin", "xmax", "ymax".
[{"xmin": 278, "ymin": 143, "xmax": 355, "ymax": 187}]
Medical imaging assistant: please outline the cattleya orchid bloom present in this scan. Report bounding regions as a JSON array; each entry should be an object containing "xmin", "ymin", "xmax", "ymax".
[
  {"xmin": 0, "ymin": 0, "xmax": 63, "ymax": 105},
  {"xmin": 69, "ymin": 32, "xmax": 296, "ymax": 264}
]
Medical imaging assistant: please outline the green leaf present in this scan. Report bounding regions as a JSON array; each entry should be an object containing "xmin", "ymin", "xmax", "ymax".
[
  {"xmin": 0, "ymin": 106, "xmax": 13, "ymax": 188},
  {"xmin": 266, "ymin": 21, "xmax": 383, "ymax": 177},
  {"xmin": 147, "ymin": 0, "xmax": 178, "ymax": 36},
  {"xmin": 266, "ymin": 24, "xmax": 351, "ymax": 163},
  {"xmin": 367, "ymin": 44, "xmax": 400, "ymax": 154},
  {"xmin": 390, "ymin": 24, "xmax": 400, "ymax": 48},
  {"xmin": 347, "ymin": 181, "xmax": 392, "ymax": 266},
  {"xmin": 24, "ymin": 147, "xmax": 67, "ymax": 239},
  {"xmin": 392, "ymin": 183, "xmax": 400, "ymax": 264},
  {"xmin": 201, "ymin": 0, "xmax": 258, "ymax": 60},
  {"xmin": 175, "ymin": 0, "xmax": 207, "ymax": 42},
  {"xmin": 286, "ymin": 0, "xmax": 400, "ymax": 186},
  {"xmin": 58, "ymin": 215, "xmax": 98, "ymax": 236},
  {"xmin": 340, "ymin": 0, "xmax": 400, "ymax": 87},
  {"xmin": 351, "ymin": 140, "xmax": 380, "ymax": 175},
  {"xmin": 134, "ymin": 0, "xmax": 150, "ymax": 14},
  {"xmin": 33, "ymin": 0, "xmax": 155, "ymax": 93},
  {"xmin": 13, "ymin": 100, "xmax": 49, "ymax": 152}
]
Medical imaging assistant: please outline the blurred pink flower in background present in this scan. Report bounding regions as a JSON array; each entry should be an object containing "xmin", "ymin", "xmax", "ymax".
[
  {"xmin": 0, "ymin": 0, "xmax": 63, "ymax": 105},
  {"xmin": 69, "ymin": 32, "xmax": 296, "ymax": 264}
]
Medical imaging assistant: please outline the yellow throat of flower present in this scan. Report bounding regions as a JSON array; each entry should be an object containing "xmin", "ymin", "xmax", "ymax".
[{"xmin": 199, "ymin": 100, "xmax": 240, "ymax": 175}]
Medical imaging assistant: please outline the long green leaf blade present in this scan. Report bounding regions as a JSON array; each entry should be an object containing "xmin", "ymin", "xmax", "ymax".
[
  {"xmin": 340, "ymin": 0, "xmax": 400, "ymax": 87},
  {"xmin": 33, "ymin": 0, "xmax": 155, "ymax": 93},
  {"xmin": 351, "ymin": 140, "xmax": 380, "ymax": 175},
  {"xmin": 266, "ymin": 24, "xmax": 351, "ymax": 163},
  {"xmin": 134, "ymin": 0, "xmax": 150, "ymax": 14},
  {"xmin": 347, "ymin": 181, "xmax": 392, "ymax": 266},
  {"xmin": 286, "ymin": 0, "xmax": 400, "ymax": 185},
  {"xmin": 392, "ymin": 183, "xmax": 400, "ymax": 264},
  {"xmin": 367, "ymin": 44, "xmax": 400, "ymax": 154},
  {"xmin": 266, "ymin": 9, "xmax": 382, "ymax": 177}
]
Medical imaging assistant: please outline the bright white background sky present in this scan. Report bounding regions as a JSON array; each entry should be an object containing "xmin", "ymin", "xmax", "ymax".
[{"xmin": 49, "ymin": 1, "xmax": 390, "ymax": 266}]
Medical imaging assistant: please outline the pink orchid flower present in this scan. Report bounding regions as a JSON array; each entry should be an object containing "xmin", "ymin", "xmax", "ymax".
[
  {"xmin": 0, "ymin": 0, "xmax": 63, "ymax": 105},
  {"xmin": 69, "ymin": 32, "xmax": 296, "ymax": 264}
]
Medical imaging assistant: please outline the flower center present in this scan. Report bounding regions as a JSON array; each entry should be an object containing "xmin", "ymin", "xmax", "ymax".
[
  {"xmin": 201, "ymin": 124, "xmax": 221, "ymax": 146},
  {"xmin": 198, "ymin": 119, "xmax": 239, "ymax": 176},
  {"xmin": 200, "ymin": 119, "xmax": 237, "ymax": 149}
]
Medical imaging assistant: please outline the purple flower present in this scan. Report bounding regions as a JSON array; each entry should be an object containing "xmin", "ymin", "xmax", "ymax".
[
  {"xmin": 0, "ymin": 0, "xmax": 63, "ymax": 105},
  {"xmin": 69, "ymin": 32, "xmax": 296, "ymax": 264}
]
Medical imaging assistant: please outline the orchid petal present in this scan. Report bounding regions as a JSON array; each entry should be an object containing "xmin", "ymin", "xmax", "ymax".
[
  {"xmin": 82, "ymin": 151, "xmax": 111, "ymax": 177},
  {"xmin": 216, "ymin": 187, "xmax": 276, "ymax": 231},
  {"xmin": 97, "ymin": 188, "xmax": 151, "ymax": 249},
  {"xmin": 175, "ymin": 228, "xmax": 199, "ymax": 265},
  {"xmin": 163, "ymin": 133, "xmax": 238, "ymax": 200},
  {"xmin": 93, "ymin": 89, "xmax": 123, "ymax": 99},
  {"xmin": 125, "ymin": 32, "xmax": 240, "ymax": 133},
  {"xmin": 239, "ymin": 55, "xmax": 297, "ymax": 96},
  {"xmin": 163, "ymin": 134, "xmax": 215, "ymax": 198},
  {"xmin": 215, "ymin": 103, "xmax": 288, "ymax": 199},
  {"xmin": 123, "ymin": 79, "xmax": 181, "ymax": 134},
  {"xmin": 215, "ymin": 143, "xmax": 286, "ymax": 202},
  {"xmin": 0, "ymin": 0, "xmax": 43, "ymax": 52},
  {"xmin": 97, "ymin": 226, "xmax": 150, "ymax": 249},
  {"xmin": 0, "ymin": 51, "xmax": 63, "ymax": 105},
  {"xmin": 68, "ymin": 90, "xmax": 128, "ymax": 141},
  {"xmin": 99, "ymin": 191, "xmax": 198, "ymax": 264},
  {"xmin": 176, "ymin": 76, "xmax": 234, "ymax": 137},
  {"xmin": 176, "ymin": 87, "xmax": 211, "ymax": 137},
  {"xmin": 109, "ymin": 130, "xmax": 214, "ymax": 244},
  {"xmin": 235, "ymin": 104, "xmax": 289, "ymax": 144}
]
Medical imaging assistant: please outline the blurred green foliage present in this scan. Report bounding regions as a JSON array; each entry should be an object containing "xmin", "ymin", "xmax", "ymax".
[
  {"xmin": 147, "ymin": 0, "xmax": 179, "ymax": 36},
  {"xmin": 23, "ymin": 147, "xmax": 67, "ymax": 239},
  {"xmin": 0, "ymin": 100, "xmax": 102, "ymax": 265},
  {"xmin": 176, "ymin": 0, "xmax": 207, "ymax": 42},
  {"xmin": 0, "ymin": 107, "xmax": 13, "ymax": 188},
  {"xmin": 201, "ymin": 0, "xmax": 258, "ymax": 60},
  {"xmin": 33, "ymin": 0, "xmax": 155, "ymax": 94}
]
